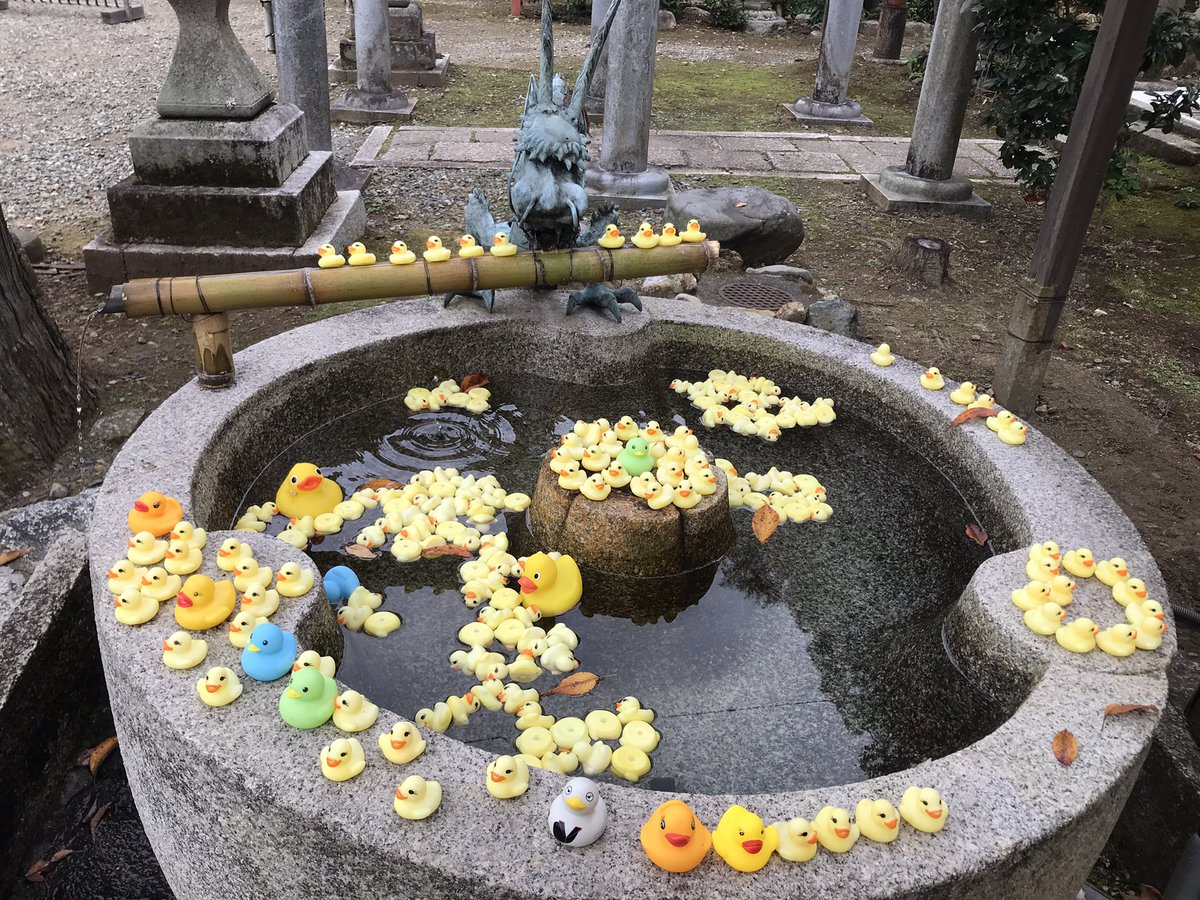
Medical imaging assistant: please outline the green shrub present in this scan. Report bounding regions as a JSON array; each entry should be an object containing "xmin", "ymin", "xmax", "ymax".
[{"xmin": 705, "ymin": 0, "xmax": 747, "ymax": 30}]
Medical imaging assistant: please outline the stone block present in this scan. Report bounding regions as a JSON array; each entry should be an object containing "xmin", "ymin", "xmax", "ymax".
[
  {"xmin": 340, "ymin": 32, "xmax": 437, "ymax": 70},
  {"xmin": 805, "ymin": 296, "xmax": 858, "ymax": 337},
  {"xmin": 9, "ymin": 226, "xmax": 45, "ymax": 263},
  {"xmin": 108, "ymin": 151, "xmax": 336, "ymax": 246},
  {"xmin": 328, "ymin": 52, "xmax": 450, "ymax": 88},
  {"xmin": 330, "ymin": 89, "xmax": 416, "ymax": 125},
  {"xmin": 128, "ymin": 104, "xmax": 309, "ymax": 188},
  {"xmin": 429, "ymin": 141, "xmax": 510, "ymax": 164},
  {"xmin": 585, "ymin": 167, "xmax": 674, "ymax": 209},
  {"xmin": 766, "ymin": 150, "xmax": 853, "ymax": 173},
  {"xmin": 861, "ymin": 171, "xmax": 992, "ymax": 219},
  {"xmin": 1128, "ymin": 128, "xmax": 1200, "ymax": 166},
  {"xmin": 387, "ymin": 2, "xmax": 423, "ymax": 40},
  {"xmin": 667, "ymin": 185, "xmax": 805, "ymax": 267},
  {"xmin": 101, "ymin": 3, "xmax": 144, "ymax": 23}
]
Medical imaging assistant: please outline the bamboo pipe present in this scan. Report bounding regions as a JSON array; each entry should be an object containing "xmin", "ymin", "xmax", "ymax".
[
  {"xmin": 106, "ymin": 240, "xmax": 721, "ymax": 318},
  {"xmin": 192, "ymin": 312, "xmax": 234, "ymax": 388}
]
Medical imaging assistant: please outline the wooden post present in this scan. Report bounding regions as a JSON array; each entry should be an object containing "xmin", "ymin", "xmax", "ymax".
[
  {"xmin": 992, "ymin": 0, "xmax": 1157, "ymax": 415},
  {"xmin": 874, "ymin": 0, "xmax": 907, "ymax": 60},
  {"xmin": 192, "ymin": 312, "xmax": 235, "ymax": 388},
  {"xmin": 893, "ymin": 236, "xmax": 949, "ymax": 286}
]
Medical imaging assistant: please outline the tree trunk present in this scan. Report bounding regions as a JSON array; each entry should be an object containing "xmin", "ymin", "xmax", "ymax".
[
  {"xmin": 0, "ymin": 201, "xmax": 94, "ymax": 488},
  {"xmin": 874, "ymin": 0, "xmax": 907, "ymax": 59},
  {"xmin": 893, "ymin": 235, "xmax": 950, "ymax": 286}
]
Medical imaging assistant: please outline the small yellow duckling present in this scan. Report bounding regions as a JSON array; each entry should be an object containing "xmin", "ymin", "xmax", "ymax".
[
  {"xmin": 379, "ymin": 719, "xmax": 426, "ymax": 765},
  {"xmin": 486, "ymin": 755, "xmax": 531, "ymax": 799},
  {"xmin": 772, "ymin": 818, "xmax": 819, "ymax": 861},
  {"xmin": 616, "ymin": 696, "xmax": 655, "ymax": 725},
  {"xmin": 195, "ymin": 666, "xmax": 242, "ymax": 707},
  {"xmin": 1024, "ymin": 601, "xmax": 1066, "ymax": 635},
  {"xmin": 314, "ymin": 513, "xmax": 343, "ymax": 535},
  {"xmin": 233, "ymin": 558, "xmax": 273, "ymax": 593},
  {"xmin": 1029, "ymin": 540, "xmax": 1061, "ymax": 564},
  {"xmin": 580, "ymin": 445, "xmax": 610, "ymax": 472},
  {"xmin": 584, "ymin": 709, "xmax": 622, "ymax": 741},
  {"xmin": 490, "ymin": 232, "xmax": 518, "ymax": 257},
  {"xmin": 140, "ymin": 568, "xmax": 181, "ymax": 603},
  {"xmin": 580, "ymin": 473, "xmax": 611, "ymax": 502},
  {"xmin": 333, "ymin": 689, "xmax": 380, "ymax": 733},
  {"xmin": 541, "ymin": 643, "xmax": 579, "ymax": 675},
  {"xmin": 414, "ymin": 703, "xmax": 452, "ymax": 733},
  {"xmin": 999, "ymin": 420, "xmax": 1028, "ymax": 446},
  {"xmin": 629, "ymin": 472, "xmax": 657, "ymax": 499},
  {"xmin": 127, "ymin": 531, "xmax": 168, "ymax": 567},
  {"xmin": 899, "ymin": 786, "xmax": 948, "ymax": 833},
  {"xmin": 162, "ymin": 631, "xmax": 208, "ymax": 670},
  {"xmin": 114, "ymin": 588, "xmax": 159, "ymax": 626},
  {"xmin": 658, "ymin": 222, "xmax": 683, "ymax": 247},
  {"xmin": 1096, "ymin": 624, "xmax": 1138, "ymax": 657},
  {"xmin": 275, "ymin": 562, "xmax": 315, "ymax": 598},
  {"xmin": 557, "ymin": 461, "xmax": 587, "ymax": 491},
  {"xmin": 1048, "ymin": 575, "xmax": 1077, "ymax": 607},
  {"xmin": 672, "ymin": 479, "xmax": 701, "ymax": 510},
  {"xmin": 680, "ymin": 219, "xmax": 706, "ymax": 243},
  {"xmin": 346, "ymin": 242, "xmax": 376, "ymax": 266},
  {"xmin": 388, "ymin": 240, "xmax": 417, "ymax": 265},
  {"xmin": 1135, "ymin": 617, "xmax": 1166, "ymax": 651},
  {"xmin": 228, "ymin": 610, "xmax": 268, "ymax": 648},
  {"xmin": 170, "ymin": 521, "xmax": 207, "ymax": 550},
  {"xmin": 870, "ymin": 343, "xmax": 894, "ymax": 367},
  {"xmin": 240, "ymin": 584, "xmax": 279, "ymax": 618},
  {"xmin": 364, "ymin": 610, "xmax": 402, "ymax": 637},
  {"xmin": 1062, "ymin": 548, "xmax": 1096, "ymax": 579},
  {"xmin": 919, "ymin": 367, "xmax": 945, "ymax": 390},
  {"xmin": 549, "ymin": 717, "xmax": 589, "ymax": 751},
  {"xmin": 541, "ymin": 748, "xmax": 580, "ymax": 774},
  {"xmin": 287, "ymin": 515, "xmax": 317, "ymax": 538},
  {"xmin": 1026, "ymin": 556, "xmax": 1061, "ymax": 583},
  {"xmin": 515, "ymin": 725, "xmax": 555, "ymax": 758},
  {"xmin": 446, "ymin": 692, "xmax": 481, "ymax": 726},
  {"xmin": 609, "ymin": 745, "xmax": 652, "ymax": 782},
  {"xmin": 856, "ymin": 798, "xmax": 902, "ymax": 843},
  {"xmin": 216, "ymin": 537, "xmax": 252, "ymax": 572},
  {"xmin": 107, "ymin": 559, "xmax": 145, "ymax": 595},
  {"xmin": 632, "ymin": 221, "xmax": 660, "ymax": 250},
  {"xmin": 393, "ymin": 776, "xmax": 443, "ymax": 818},
  {"xmin": 1011, "ymin": 579, "xmax": 1051, "ymax": 611},
  {"xmin": 813, "ymin": 806, "xmax": 860, "ymax": 853},
  {"xmin": 1126, "ymin": 599, "xmax": 1165, "ymax": 627},
  {"xmin": 949, "ymin": 381, "xmax": 977, "ymax": 405},
  {"xmin": 656, "ymin": 461, "xmax": 685, "ymax": 488},
  {"xmin": 1096, "ymin": 557, "xmax": 1130, "ymax": 587},
  {"xmin": 602, "ymin": 461, "xmax": 631, "ymax": 489},
  {"xmin": 423, "ymin": 236, "xmax": 452, "ymax": 263},
  {"xmin": 457, "ymin": 234, "xmax": 484, "ymax": 258},
  {"xmin": 597, "ymin": 224, "xmax": 625, "ymax": 249},
  {"xmin": 1055, "ymin": 618, "xmax": 1100, "ymax": 654},
  {"xmin": 293, "ymin": 649, "xmax": 337, "ymax": 678},
  {"xmin": 321, "ymin": 737, "xmax": 367, "ymax": 782},
  {"xmin": 987, "ymin": 410, "xmax": 1016, "ymax": 433},
  {"xmin": 619, "ymin": 720, "xmax": 661, "ymax": 754},
  {"xmin": 646, "ymin": 482, "xmax": 674, "ymax": 510},
  {"xmin": 614, "ymin": 416, "xmax": 639, "ymax": 442},
  {"xmin": 317, "ymin": 243, "xmax": 346, "ymax": 268},
  {"xmin": 967, "ymin": 393, "xmax": 995, "ymax": 410},
  {"xmin": 1112, "ymin": 577, "xmax": 1149, "ymax": 608}
]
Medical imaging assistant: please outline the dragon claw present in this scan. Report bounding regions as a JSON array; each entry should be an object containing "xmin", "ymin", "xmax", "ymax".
[
  {"xmin": 443, "ymin": 290, "xmax": 496, "ymax": 313},
  {"xmin": 565, "ymin": 282, "xmax": 641, "ymax": 324}
]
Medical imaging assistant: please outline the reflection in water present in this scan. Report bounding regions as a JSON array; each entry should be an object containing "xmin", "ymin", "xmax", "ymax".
[{"xmin": 236, "ymin": 372, "xmax": 1003, "ymax": 794}]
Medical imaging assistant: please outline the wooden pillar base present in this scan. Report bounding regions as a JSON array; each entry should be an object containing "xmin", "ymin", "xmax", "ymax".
[
  {"xmin": 192, "ymin": 312, "xmax": 235, "ymax": 388},
  {"xmin": 993, "ymin": 279, "xmax": 1065, "ymax": 415}
]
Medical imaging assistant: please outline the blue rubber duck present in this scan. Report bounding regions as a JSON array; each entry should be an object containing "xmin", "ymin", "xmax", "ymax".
[
  {"xmin": 241, "ymin": 622, "xmax": 297, "ymax": 682},
  {"xmin": 323, "ymin": 565, "xmax": 361, "ymax": 606}
]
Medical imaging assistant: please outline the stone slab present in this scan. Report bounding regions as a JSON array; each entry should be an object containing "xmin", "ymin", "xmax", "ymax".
[
  {"xmin": 128, "ymin": 103, "xmax": 309, "ymax": 188},
  {"xmin": 339, "ymin": 32, "xmax": 437, "ymax": 70},
  {"xmin": 584, "ymin": 167, "xmax": 674, "ymax": 210},
  {"xmin": 101, "ymin": 2, "xmax": 144, "ymax": 22},
  {"xmin": 108, "ymin": 151, "xmax": 336, "ymax": 246},
  {"xmin": 428, "ymin": 140, "xmax": 512, "ymax": 163},
  {"xmin": 767, "ymin": 150, "xmax": 853, "ymax": 173},
  {"xmin": 328, "ymin": 53, "xmax": 450, "ymax": 88},
  {"xmin": 330, "ymin": 89, "xmax": 416, "ymax": 125},
  {"xmin": 1128, "ymin": 127, "xmax": 1200, "ymax": 166},
  {"xmin": 861, "ymin": 172, "xmax": 993, "ymax": 219},
  {"xmin": 784, "ymin": 104, "xmax": 875, "ymax": 128}
]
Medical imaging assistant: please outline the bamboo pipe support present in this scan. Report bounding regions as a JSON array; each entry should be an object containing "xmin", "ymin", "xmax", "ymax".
[{"xmin": 192, "ymin": 312, "xmax": 234, "ymax": 389}]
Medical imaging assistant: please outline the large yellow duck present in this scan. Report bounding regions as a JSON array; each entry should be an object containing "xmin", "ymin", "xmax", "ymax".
[
  {"xmin": 175, "ymin": 574, "xmax": 237, "ymax": 631},
  {"xmin": 346, "ymin": 242, "xmax": 376, "ymax": 266},
  {"xmin": 275, "ymin": 463, "xmax": 343, "ymax": 519},
  {"xmin": 597, "ymin": 224, "xmax": 624, "ymax": 249},
  {"xmin": 517, "ymin": 553, "xmax": 583, "ymax": 617},
  {"xmin": 712, "ymin": 806, "xmax": 777, "ymax": 872},
  {"xmin": 389, "ymin": 241, "xmax": 416, "ymax": 265},
  {"xmin": 680, "ymin": 219, "xmax": 706, "ymax": 243},
  {"xmin": 128, "ymin": 491, "xmax": 184, "ymax": 537},
  {"xmin": 658, "ymin": 223, "xmax": 683, "ymax": 247}
]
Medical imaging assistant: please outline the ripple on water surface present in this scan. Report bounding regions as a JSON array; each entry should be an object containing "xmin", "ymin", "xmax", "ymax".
[{"xmin": 236, "ymin": 371, "xmax": 1002, "ymax": 795}]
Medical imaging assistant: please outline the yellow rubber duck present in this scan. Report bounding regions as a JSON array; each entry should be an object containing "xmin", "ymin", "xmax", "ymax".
[
  {"xmin": 1135, "ymin": 617, "xmax": 1166, "ymax": 650},
  {"xmin": 107, "ymin": 559, "xmax": 144, "ymax": 595},
  {"xmin": 987, "ymin": 410, "xmax": 1016, "ymax": 433},
  {"xmin": 414, "ymin": 703, "xmax": 452, "ymax": 733},
  {"xmin": 314, "ymin": 513, "xmax": 343, "ymax": 535},
  {"xmin": 233, "ymin": 558, "xmax": 273, "ymax": 593},
  {"xmin": 517, "ymin": 552, "xmax": 582, "ymax": 617},
  {"xmin": 541, "ymin": 643, "xmax": 579, "ymax": 675},
  {"xmin": 1047, "ymin": 575, "xmax": 1076, "ymax": 606},
  {"xmin": 632, "ymin": 222, "xmax": 660, "ymax": 249},
  {"xmin": 609, "ymin": 745, "xmax": 652, "ymax": 782},
  {"xmin": 1029, "ymin": 540, "xmax": 1061, "ymax": 564},
  {"xmin": 614, "ymin": 416, "xmax": 639, "ymax": 442},
  {"xmin": 346, "ymin": 242, "xmax": 376, "ymax": 266},
  {"xmin": 658, "ymin": 223, "xmax": 683, "ymax": 247},
  {"xmin": 127, "ymin": 490, "xmax": 184, "ymax": 537},
  {"xmin": 321, "ymin": 737, "xmax": 367, "ymax": 782},
  {"xmin": 293, "ymin": 649, "xmax": 337, "ymax": 678},
  {"xmin": 856, "ymin": 798, "xmax": 901, "ymax": 843},
  {"xmin": 1024, "ymin": 601, "xmax": 1066, "ymax": 635},
  {"xmin": 813, "ymin": 805, "xmax": 859, "ymax": 853},
  {"xmin": 515, "ymin": 726, "xmax": 555, "ymax": 758},
  {"xmin": 228, "ymin": 610, "xmax": 268, "ymax": 648},
  {"xmin": 317, "ymin": 243, "xmax": 345, "ymax": 268},
  {"xmin": 275, "ymin": 562, "xmax": 315, "ymax": 598},
  {"xmin": 580, "ymin": 473, "xmax": 611, "ymax": 502},
  {"xmin": 949, "ymin": 381, "xmax": 977, "ymax": 405},
  {"xmin": 550, "ymin": 717, "xmax": 589, "ymax": 750},
  {"xmin": 1062, "ymin": 548, "xmax": 1096, "ymax": 578},
  {"xmin": 1026, "ymin": 556, "xmax": 1061, "ymax": 583},
  {"xmin": 333, "ymin": 689, "xmax": 379, "ymax": 733},
  {"xmin": 162, "ymin": 631, "xmax": 208, "ymax": 670},
  {"xmin": 114, "ymin": 588, "xmax": 159, "ymax": 626},
  {"xmin": 772, "ymin": 817, "xmax": 819, "ymax": 861},
  {"xmin": 580, "ymin": 446, "xmax": 610, "ymax": 472},
  {"xmin": 619, "ymin": 720, "xmax": 660, "ymax": 754},
  {"xmin": 240, "ymin": 584, "xmax": 279, "ymax": 618},
  {"xmin": 597, "ymin": 224, "xmax": 624, "ymax": 249},
  {"xmin": 1000, "ymin": 421, "xmax": 1029, "ymax": 446},
  {"xmin": 275, "ymin": 463, "xmax": 343, "ymax": 520},
  {"xmin": 170, "ymin": 521, "xmax": 207, "ymax": 550},
  {"xmin": 1096, "ymin": 557, "xmax": 1130, "ymax": 587},
  {"xmin": 584, "ymin": 710, "xmax": 622, "ymax": 741},
  {"xmin": 919, "ymin": 367, "xmax": 945, "ymax": 390},
  {"xmin": 140, "ymin": 567, "xmax": 181, "ymax": 603},
  {"xmin": 713, "ymin": 806, "xmax": 777, "ymax": 872},
  {"xmin": 540, "ymin": 748, "xmax": 579, "ymax": 774},
  {"xmin": 490, "ymin": 232, "xmax": 518, "ymax": 257},
  {"xmin": 487, "ymin": 755, "xmax": 531, "ymax": 799},
  {"xmin": 602, "ymin": 461, "xmax": 631, "ymax": 489},
  {"xmin": 457, "ymin": 234, "xmax": 484, "ymax": 258},
  {"xmin": 1113, "ymin": 577, "xmax": 1149, "ymax": 608},
  {"xmin": 379, "ymin": 719, "xmax": 426, "ymax": 765},
  {"xmin": 899, "ymin": 786, "xmax": 948, "ymax": 833},
  {"xmin": 1011, "ymin": 579, "xmax": 1051, "ymax": 610},
  {"xmin": 508, "ymin": 650, "xmax": 543, "ymax": 683},
  {"xmin": 175, "ymin": 574, "xmax": 236, "ymax": 631},
  {"xmin": 557, "ymin": 461, "xmax": 587, "ymax": 492},
  {"xmin": 127, "ymin": 531, "xmax": 168, "ymax": 567},
  {"xmin": 680, "ymin": 219, "xmax": 706, "ymax": 243},
  {"xmin": 1126, "ymin": 599, "xmax": 1165, "ymax": 627},
  {"xmin": 423, "ymin": 236, "xmax": 452, "ymax": 263},
  {"xmin": 870, "ymin": 343, "xmax": 894, "ymax": 367},
  {"xmin": 365, "ymin": 610, "xmax": 402, "ymax": 637},
  {"xmin": 196, "ymin": 666, "xmax": 242, "ymax": 707},
  {"xmin": 616, "ymin": 696, "xmax": 655, "ymax": 725},
  {"xmin": 1055, "ymin": 618, "xmax": 1099, "ymax": 653},
  {"xmin": 389, "ymin": 241, "xmax": 416, "ymax": 265},
  {"xmin": 575, "ymin": 740, "xmax": 614, "ymax": 777},
  {"xmin": 446, "ymin": 692, "xmax": 481, "ymax": 725},
  {"xmin": 672, "ymin": 479, "xmax": 701, "ymax": 509},
  {"xmin": 968, "ymin": 393, "xmax": 995, "ymax": 410},
  {"xmin": 1096, "ymin": 624, "xmax": 1138, "ymax": 657},
  {"xmin": 216, "ymin": 537, "xmax": 252, "ymax": 572}
]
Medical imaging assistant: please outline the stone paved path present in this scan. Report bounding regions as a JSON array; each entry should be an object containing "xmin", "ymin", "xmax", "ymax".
[{"xmin": 352, "ymin": 125, "xmax": 1014, "ymax": 181}]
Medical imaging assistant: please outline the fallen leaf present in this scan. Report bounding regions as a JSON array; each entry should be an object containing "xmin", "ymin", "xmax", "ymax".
[
  {"xmin": 965, "ymin": 523, "xmax": 988, "ymax": 545},
  {"xmin": 459, "ymin": 372, "xmax": 489, "ymax": 392},
  {"xmin": 977, "ymin": 239, "xmax": 988, "ymax": 245},
  {"xmin": 1052, "ymin": 729, "xmax": 1078, "ymax": 766},
  {"xmin": 344, "ymin": 543, "xmax": 378, "ymax": 560},
  {"xmin": 421, "ymin": 544, "xmax": 473, "ymax": 559},
  {"xmin": 77, "ymin": 736, "xmax": 118, "ymax": 776},
  {"xmin": 361, "ymin": 478, "xmax": 403, "ymax": 490},
  {"xmin": 542, "ymin": 672, "xmax": 602, "ymax": 697},
  {"xmin": 1101, "ymin": 703, "xmax": 1159, "ymax": 731},
  {"xmin": 735, "ymin": 201, "xmax": 748, "ymax": 208},
  {"xmin": 89, "ymin": 802, "xmax": 112, "ymax": 834},
  {"xmin": 946, "ymin": 407, "xmax": 994, "ymax": 429},
  {"xmin": 0, "ymin": 546, "xmax": 32, "ymax": 567},
  {"xmin": 25, "ymin": 849, "xmax": 74, "ymax": 882},
  {"xmin": 751, "ymin": 505, "xmax": 779, "ymax": 545}
]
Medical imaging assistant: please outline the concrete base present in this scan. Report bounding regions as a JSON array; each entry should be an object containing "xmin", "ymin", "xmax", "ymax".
[
  {"xmin": 83, "ymin": 189, "xmax": 365, "ymax": 292},
  {"xmin": 328, "ymin": 53, "xmax": 449, "ymax": 88},
  {"xmin": 330, "ymin": 89, "xmax": 416, "ymax": 124},
  {"xmin": 784, "ymin": 98, "xmax": 874, "ymax": 128},
  {"xmin": 861, "ymin": 166, "xmax": 992, "ymax": 219},
  {"xmin": 584, "ymin": 165, "xmax": 673, "ymax": 209},
  {"xmin": 101, "ymin": 2, "xmax": 144, "ymax": 22}
]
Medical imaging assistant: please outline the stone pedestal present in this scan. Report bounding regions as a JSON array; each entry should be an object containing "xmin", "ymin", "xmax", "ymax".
[
  {"xmin": 743, "ymin": 0, "xmax": 786, "ymax": 34},
  {"xmin": 331, "ymin": 0, "xmax": 417, "ymax": 123},
  {"xmin": 785, "ymin": 0, "xmax": 873, "ymax": 126},
  {"xmin": 329, "ymin": 1, "xmax": 449, "ymax": 88}
]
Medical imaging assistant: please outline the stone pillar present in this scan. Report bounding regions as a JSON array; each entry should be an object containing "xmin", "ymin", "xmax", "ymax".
[
  {"xmin": 331, "ymin": 0, "xmax": 416, "ymax": 123},
  {"xmin": 274, "ymin": 0, "xmax": 332, "ymax": 151},
  {"xmin": 584, "ymin": 0, "xmax": 610, "ymax": 124},
  {"xmin": 330, "ymin": 0, "xmax": 449, "ymax": 88},
  {"xmin": 785, "ymin": 0, "xmax": 873, "ymax": 126},
  {"xmin": 584, "ymin": 0, "xmax": 672, "ymax": 209},
  {"xmin": 83, "ymin": 0, "xmax": 365, "ymax": 292},
  {"xmin": 861, "ymin": 0, "xmax": 990, "ymax": 217}
]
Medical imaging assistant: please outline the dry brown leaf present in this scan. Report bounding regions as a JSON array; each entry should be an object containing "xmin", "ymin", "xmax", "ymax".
[
  {"xmin": 0, "ymin": 546, "xmax": 33, "ymax": 567},
  {"xmin": 344, "ymin": 543, "xmax": 378, "ymax": 560},
  {"xmin": 1059, "ymin": 341, "xmax": 1074, "ymax": 350},
  {"xmin": 89, "ymin": 802, "xmax": 112, "ymax": 834},
  {"xmin": 965, "ymin": 523, "xmax": 988, "ymax": 546},
  {"xmin": 1101, "ymin": 703, "xmax": 1159, "ymax": 731},
  {"xmin": 1052, "ymin": 729, "xmax": 1078, "ymax": 766},
  {"xmin": 751, "ymin": 505, "xmax": 779, "ymax": 545},
  {"xmin": 421, "ymin": 544, "xmax": 472, "ymax": 559},
  {"xmin": 361, "ymin": 478, "xmax": 404, "ymax": 490},
  {"xmin": 459, "ymin": 372, "xmax": 490, "ymax": 392},
  {"xmin": 946, "ymin": 407, "xmax": 994, "ymax": 430},
  {"xmin": 26, "ymin": 849, "xmax": 74, "ymax": 883},
  {"xmin": 735, "ymin": 202, "xmax": 748, "ymax": 208},
  {"xmin": 542, "ymin": 672, "xmax": 602, "ymax": 697},
  {"xmin": 77, "ymin": 736, "xmax": 119, "ymax": 777}
]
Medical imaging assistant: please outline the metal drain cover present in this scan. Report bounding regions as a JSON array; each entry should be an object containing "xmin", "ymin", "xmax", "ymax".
[{"xmin": 717, "ymin": 280, "xmax": 795, "ymax": 311}]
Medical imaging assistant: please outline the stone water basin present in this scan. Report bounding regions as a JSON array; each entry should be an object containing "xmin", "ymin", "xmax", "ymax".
[{"xmin": 88, "ymin": 292, "xmax": 1173, "ymax": 900}]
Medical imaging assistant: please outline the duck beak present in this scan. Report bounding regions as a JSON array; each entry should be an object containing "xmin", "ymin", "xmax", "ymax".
[
  {"xmin": 206, "ymin": 684, "xmax": 220, "ymax": 694},
  {"xmin": 247, "ymin": 644, "xmax": 261, "ymax": 653},
  {"xmin": 566, "ymin": 797, "xmax": 587, "ymax": 811},
  {"xmin": 176, "ymin": 592, "xmax": 193, "ymax": 607},
  {"xmin": 133, "ymin": 500, "xmax": 149, "ymax": 513},
  {"xmin": 286, "ymin": 689, "xmax": 300, "ymax": 698},
  {"xmin": 297, "ymin": 475, "xmax": 322, "ymax": 491},
  {"xmin": 518, "ymin": 576, "xmax": 536, "ymax": 593}
]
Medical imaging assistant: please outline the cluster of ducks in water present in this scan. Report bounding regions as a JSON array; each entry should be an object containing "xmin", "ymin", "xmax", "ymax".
[
  {"xmin": 670, "ymin": 370, "xmax": 836, "ymax": 442},
  {"xmin": 403, "ymin": 379, "xmax": 492, "ymax": 415},
  {"xmin": 1012, "ymin": 541, "xmax": 1166, "ymax": 655}
]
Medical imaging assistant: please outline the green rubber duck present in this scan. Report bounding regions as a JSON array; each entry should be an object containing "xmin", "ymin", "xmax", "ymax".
[
  {"xmin": 616, "ymin": 437, "xmax": 654, "ymax": 477},
  {"xmin": 279, "ymin": 668, "xmax": 337, "ymax": 730}
]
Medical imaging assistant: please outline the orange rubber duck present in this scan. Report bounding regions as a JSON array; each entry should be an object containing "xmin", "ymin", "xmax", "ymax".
[
  {"xmin": 128, "ymin": 491, "xmax": 184, "ymax": 537},
  {"xmin": 175, "ymin": 574, "xmax": 236, "ymax": 631},
  {"xmin": 640, "ymin": 799, "xmax": 712, "ymax": 873}
]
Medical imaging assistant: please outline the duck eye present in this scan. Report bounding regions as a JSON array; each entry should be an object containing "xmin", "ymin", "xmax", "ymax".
[
  {"xmin": 690, "ymin": 820, "xmax": 696, "ymax": 830},
  {"xmin": 832, "ymin": 817, "xmax": 838, "ymax": 823},
  {"xmin": 220, "ymin": 675, "xmax": 226, "ymax": 681},
  {"xmin": 738, "ymin": 830, "xmax": 744, "ymax": 837},
  {"xmin": 921, "ymin": 800, "xmax": 928, "ymax": 806},
  {"xmin": 291, "ymin": 476, "xmax": 298, "ymax": 484},
  {"xmin": 153, "ymin": 501, "xmax": 160, "ymax": 509},
  {"xmin": 879, "ymin": 812, "xmax": 886, "ymax": 818},
  {"xmin": 302, "ymin": 686, "xmax": 308, "ymax": 693},
  {"xmin": 659, "ymin": 819, "xmax": 666, "ymax": 830},
  {"xmin": 340, "ymin": 751, "xmax": 347, "ymax": 758}
]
